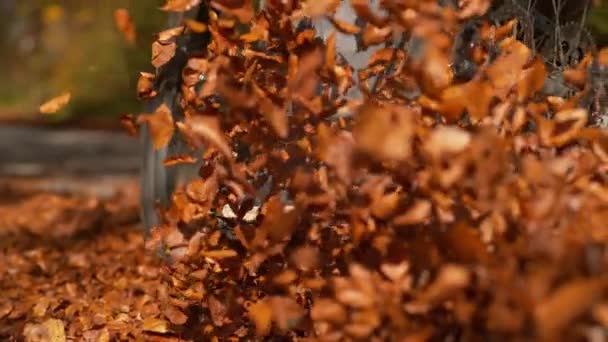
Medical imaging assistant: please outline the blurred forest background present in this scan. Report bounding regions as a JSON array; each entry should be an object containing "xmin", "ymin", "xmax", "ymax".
[
  {"xmin": 1, "ymin": 0, "xmax": 608, "ymax": 128},
  {"xmin": 0, "ymin": 0, "xmax": 167, "ymax": 128}
]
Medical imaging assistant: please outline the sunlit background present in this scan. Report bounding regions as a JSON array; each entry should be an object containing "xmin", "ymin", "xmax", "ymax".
[
  {"xmin": 0, "ymin": 1, "xmax": 607, "ymax": 127},
  {"xmin": 0, "ymin": 1, "xmax": 167, "ymax": 127}
]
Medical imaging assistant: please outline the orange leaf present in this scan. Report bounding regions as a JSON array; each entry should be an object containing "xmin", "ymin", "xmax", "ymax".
[
  {"xmin": 325, "ymin": 31, "xmax": 336, "ymax": 71},
  {"xmin": 210, "ymin": 0, "xmax": 254, "ymax": 23},
  {"xmin": 253, "ymin": 83, "xmax": 288, "ymax": 138},
  {"xmin": 184, "ymin": 19, "xmax": 208, "ymax": 33},
  {"xmin": 517, "ymin": 56, "xmax": 546, "ymax": 102},
  {"xmin": 157, "ymin": 26, "xmax": 186, "ymax": 42},
  {"xmin": 163, "ymin": 154, "xmax": 197, "ymax": 166},
  {"xmin": 39, "ymin": 92, "xmax": 71, "ymax": 115},
  {"xmin": 248, "ymin": 300, "xmax": 273, "ymax": 336},
  {"xmin": 160, "ymin": 0, "xmax": 202, "ymax": 11},
  {"xmin": 138, "ymin": 103, "xmax": 174, "ymax": 150},
  {"xmin": 137, "ymin": 72, "xmax": 157, "ymax": 99},
  {"xmin": 113, "ymin": 8, "xmax": 136, "ymax": 45},
  {"xmin": 178, "ymin": 116, "xmax": 233, "ymax": 160},
  {"xmin": 330, "ymin": 17, "xmax": 361, "ymax": 34},
  {"xmin": 362, "ymin": 24, "xmax": 392, "ymax": 48},
  {"xmin": 120, "ymin": 114, "xmax": 138, "ymax": 137},
  {"xmin": 353, "ymin": 102, "xmax": 415, "ymax": 161},
  {"xmin": 152, "ymin": 41, "xmax": 177, "ymax": 68}
]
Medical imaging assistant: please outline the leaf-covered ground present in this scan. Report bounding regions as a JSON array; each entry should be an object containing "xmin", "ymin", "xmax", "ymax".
[{"xmin": 0, "ymin": 181, "xmax": 190, "ymax": 341}]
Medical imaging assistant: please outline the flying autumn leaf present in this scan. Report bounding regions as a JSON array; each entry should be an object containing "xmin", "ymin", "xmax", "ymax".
[
  {"xmin": 152, "ymin": 41, "xmax": 177, "ymax": 69},
  {"xmin": 137, "ymin": 72, "xmax": 157, "ymax": 99},
  {"xmin": 120, "ymin": 114, "xmax": 139, "ymax": 137},
  {"xmin": 184, "ymin": 19, "xmax": 208, "ymax": 33},
  {"xmin": 157, "ymin": 26, "xmax": 186, "ymax": 42},
  {"xmin": 163, "ymin": 154, "xmax": 198, "ymax": 166},
  {"xmin": 160, "ymin": 0, "xmax": 202, "ymax": 11},
  {"xmin": 39, "ymin": 92, "xmax": 71, "ymax": 115},
  {"xmin": 353, "ymin": 102, "xmax": 415, "ymax": 161},
  {"xmin": 177, "ymin": 116, "xmax": 233, "ymax": 160},
  {"xmin": 137, "ymin": 103, "xmax": 174, "ymax": 150},
  {"xmin": 113, "ymin": 8, "xmax": 136, "ymax": 45},
  {"xmin": 210, "ymin": 0, "xmax": 255, "ymax": 23},
  {"xmin": 330, "ymin": 17, "xmax": 361, "ymax": 34}
]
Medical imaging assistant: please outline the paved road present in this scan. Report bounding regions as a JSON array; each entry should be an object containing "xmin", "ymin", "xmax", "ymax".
[
  {"xmin": 0, "ymin": 125, "xmax": 140, "ymax": 177},
  {"xmin": 0, "ymin": 125, "xmax": 141, "ymax": 199}
]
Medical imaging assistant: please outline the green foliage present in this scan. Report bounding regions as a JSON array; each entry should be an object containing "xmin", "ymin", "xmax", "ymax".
[{"xmin": 589, "ymin": 3, "xmax": 608, "ymax": 35}]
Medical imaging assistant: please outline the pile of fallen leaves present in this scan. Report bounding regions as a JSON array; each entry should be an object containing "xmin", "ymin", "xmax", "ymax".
[
  {"xmin": 0, "ymin": 181, "xmax": 161, "ymax": 341},
  {"xmin": 134, "ymin": 0, "xmax": 608, "ymax": 340}
]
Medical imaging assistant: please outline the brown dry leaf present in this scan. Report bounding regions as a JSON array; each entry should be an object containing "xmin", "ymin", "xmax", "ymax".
[
  {"xmin": 113, "ymin": 8, "xmax": 136, "ymax": 45},
  {"xmin": 424, "ymin": 126, "xmax": 472, "ymax": 159},
  {"xmin": 160, "ymin": 0, "xmax": 201, "ymax": 11},
  {"xmin": 208, "ymin": 295, "xmax": 229, "ymax": 326},
  {"xmin": 202, "ymin": 249, "xmax": 238, "ymax": 259},
  {"xmin": 419, "ymin": 46, "xmax": 453, "ymax": 96},
  {"xmin": 137, "ymin": 72, "xmax": 157, "ymax": 99},
  {"xmin": 538, "ymin": 108, "xmax": 588, "ymax": 147},
  {"xmin": 268, "ymin": 296, "xmax": 305, "ymax": 331},
  {"xmin": 325, "ymin": 32, "xmax": 336, "ymax": 70},
  {"xmin": 252, "ymin": 83, "xmax": 288, "ymax": 138},
  {"xmin": 441, "ymin": 222, "xmax": 490, "ymax": 263},
  {"xmin": 289, "ymin": 48, "xmax": 323, "ymax": 104},
  {"xmin": 298, "ymin": 0, "xmax": 341, "ymax": 19},
  {"xmin": 0, "ymin": 303, "xmax": 12, "ymax": 320},
  {"xmin": 439, "ymin": 85, "xmax": 467, "ymax": 122},
  {"xmin": 310, "ymin": 298, "xmax": 347, "ymax": 324},
  {"xmin": 393, "ymin": 199, "xmax": 432, "ymax": 226},
  {"xmin": 463, "ymin": 80, "xmax": 494, "ymax": 123},
  {"xmin": 120, "ymin": 114, "xmax": 138, "ymax": 137},
  {"xmin": 23, "ymin": 318, "xmax": 66, "ymax": 342},
  {"xmin": 248, "ymin": 300, "xmax": 273, "ymax": 336},
  {"xmin": 39, "ymin": 92, "xmax": 71, "ymax": 115},
  {"xmin": 240, "ymin": 20, "xmax": 268, "ymax": 42},
  {"xmin": 330, "ymin": 17, "xmax": 361, "ymax": 34},
  {"xmin": 258, "ymin": 195, "xmax": 300, "ymax": 244},
  {"xmin": 367, "ymin": 47, "xmax": 404, "ymax": 67},
  {"xmin": 562, "ymin": 70, "xmax": 586, "ymax": 90},
  {"xmin": 418, "ymin": 264, "xmax": 470, "ymax": 305},
  {"xmin": 353, "ymin": 102, "xmax": 414, "ymax": 161},
  {"xmin": 137, "ymin": 103, "xmax": 174, "ymax": 150},
  {"xmin": 184, "ymin": 19, "xmax": 208, "ymax": 33},
  {"xmin": 157, "ymin": 26, "xmax": 185, "ymax": 42},
  {"xmin": 493, "ymin": 19, "xmax": 517, "ymax": 42},
  {"xmin": 163, "ymin": 154, "xmax": 198, "ymax": 166},
  {"xmin": 517, "ymin": 56, "xmax": 546, "ymax": 102},
  {"xmin": 362, "ymin": 24, "xmax": 392, "ymax": 47},
  {"xmin": 178, "ymin": 116, "xmax": 232, "ymax": 160},
  {"xmin": 210, "ymin": 0, "xmax": 254, "ymax": 23},
  {"xmin": 563, "ymin": 54, "xmax": 593, "ymax": 88},
  {"xmin": 82, "ymin": 329, "xmax": 110, "ymax": 342},
  {"xmin": 486, "ymin": 38, "xmax": 530, "ymax": 99},
  {"xmin": 597, "ymin": 47, "xmax": 608, "ymax": 66},
  {"xmin": 370, "ymin": 191, "xmax": 400, "ymax": 219},
  {"xmin": 291, "ymin": 246, "xmax": 320, "ymax": 271},
  {"xmin": 142, "ymin": 317, "xmax": 170, "ymax": 334},
  {"xmin": 316, "ymin": 124, "xmax": 355, "ymax": 184},
  {"xmin": 163, "ymin": 305, "xmax": 188, "ymax": 325},
  {"xmin": 535, "ymin": 278, "xmax": 606, "ymax": 340},
  {"xmin": 152, "ymin": 41, "xmax": 177, "ymax": 68},
  {"xmin": 458, "ymin": 0, "xmax": 491, "ymax": 19}
]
